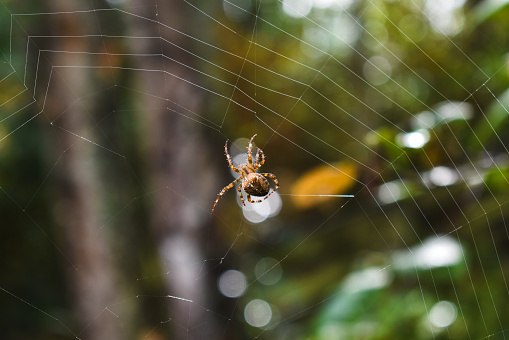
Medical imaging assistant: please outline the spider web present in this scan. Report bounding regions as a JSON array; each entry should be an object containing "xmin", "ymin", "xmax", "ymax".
[{"xmin": 1, "ymin": 0, "xmax": 509, "ymax": 339}]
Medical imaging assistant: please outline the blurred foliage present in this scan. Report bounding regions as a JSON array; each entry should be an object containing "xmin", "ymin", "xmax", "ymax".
[
  {"xmin": 1, "ymin": 0, "xmax": 509, "ymax": 339},
  {"xmin": 212, "ymin": 0, "xmax": 509, "ymax": 339}
]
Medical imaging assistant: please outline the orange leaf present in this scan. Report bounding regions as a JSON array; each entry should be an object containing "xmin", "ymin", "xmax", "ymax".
[{"xmin": 291, "ymin": 161, "xmax": 357, "ymax": 209}]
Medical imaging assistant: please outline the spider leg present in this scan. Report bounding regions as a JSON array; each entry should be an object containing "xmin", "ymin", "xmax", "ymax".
[
  {"xmin": 253, "ymin": 147, "xmax": 265, "ymax": 170},
  {"xmin": 225, "ymin": 140, "xmax": 241, "ymax": 173},
  {"xmin": 247, "ymin": 134, "xmax": 257, "ymax": 166},
  {"xmin": 238, "ymin": 181, "xmax": 246, "ymax": 206},
  {"xmin": 212, "ymin": 177, "xmax": 242, "ymax": 212},
  {"xmin": 260, "ymin": 173, "xmax": 279, "ymax": 192}
]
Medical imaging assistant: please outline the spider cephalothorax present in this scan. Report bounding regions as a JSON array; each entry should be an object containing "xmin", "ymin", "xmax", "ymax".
[{"xmin": 212, "ymin": 134, "xmax": 279, "ymax": 212}]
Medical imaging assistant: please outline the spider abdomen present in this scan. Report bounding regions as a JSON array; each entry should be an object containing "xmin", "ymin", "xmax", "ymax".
[{"xmin": 242, "ymin": 173, "xmax": 270, "ymax": 197}]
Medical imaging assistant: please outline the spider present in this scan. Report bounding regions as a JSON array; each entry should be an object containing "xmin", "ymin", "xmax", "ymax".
[{"xmin": 212, "ymin": 134, "xmax": 279, "ymax": 213}]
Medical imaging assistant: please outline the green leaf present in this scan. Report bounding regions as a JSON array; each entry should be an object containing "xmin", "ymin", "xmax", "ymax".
[
  {"xmin": 469, "ymin": 88, "xmax": 509, "ymax": 150},
  {"xmin": 472, "ymin": 0, "xmax": 509, "ymax": 25}
]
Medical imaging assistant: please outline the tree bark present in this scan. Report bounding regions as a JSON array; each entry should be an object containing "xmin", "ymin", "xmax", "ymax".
[
  {"xmin": 128, "ymin": 1, "xmax": 219, "ymax": 339},
  {"xmin": 45, "ymin": 1, "xmax": 122, "ymax": 339}
]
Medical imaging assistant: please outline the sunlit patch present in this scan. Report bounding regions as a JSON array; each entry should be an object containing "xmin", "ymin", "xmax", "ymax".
[
  {"xmin": 244, "ymin": 299, "xmax": 272, "ymax": 327},
  {"xmin": 394, "ymin": 236, "xmax": 463, "ymax": 270},
  {"xmin": 396, "ymin": 129, "xmax": 430, "ymax": 149},
  {"xmin": 377, "ymin": 180, "xmax": 407, "ymax": 204},
  {"xmin": 428, "ymin": 166, "xmax": 458, "ymax": 186},
  {"xmin": 282, "ymin": 0, "xmax": 313, "ymax": 18},
  {"xmin": 365, "ymin": 130, "xmax": 381, "ymax": 146},
  {"xmin": 415, "ymin": 236, "xmax": 463, "ymax": 269},
  {"xmin": 425, "ymin": 0, "xmax": 466, "ymax": 36},
  {"xmin": 223, "ymin": 0, "xmax": 253, "ymax": 22},
  {"xmin": 429, "ymin": 301, "xmax": 458, "ymax": 328},
  {"xmin": 317, "ymin": 323, "xmax": 348, "ymax": 339},
  {"xmin": 435, "ymin": 101, "xmax": 473, "ymax": 123},
  {"xmin": 218, "ymin": 270, "xmax": 247, "ymax": 298},
  {"xmin": 302, "ymin": 11, "xmax": 360, "ymax": 56},
  {"xmin": 332, "ymin": 14, "xmax": 361, "ymax": 46},
  {"xmin": 242, "ymin": 191, "xmax": 282, "ymax": 223},
  {"xmin": 313, "ymin": 0, "xmax": 352, "ymax": 9},
  {"xmin": 342, "ymin": 267, "xmax": 391, "ymax": 293},
  {"xmin": 301, "ymin": 26, "xmax": 331, "ymax": 58},
  {"xmin": 411, "ymin": 111, "xmax": 436, "ymax": 129},
  {"xmin": 463, "ymin": 165, "xmax": 484, "ymax": 186},
  {"xmin": 255, "ymin": 257, "xmax": 283, "ymax": 285}
]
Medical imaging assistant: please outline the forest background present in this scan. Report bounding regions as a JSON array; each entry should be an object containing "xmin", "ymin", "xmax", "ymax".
[{"xmin": 1, "ymin": 0, "xmax": 509, "ymax": 339}]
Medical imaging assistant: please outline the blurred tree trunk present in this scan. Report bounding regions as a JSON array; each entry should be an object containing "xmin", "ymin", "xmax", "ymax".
[
  {"xmin": 45, "ymin": 1, "xmax": 122, "ymax": 339},
  {"xmin": 128, "ymin": 1, "xmax": 219, "ymax": 339}
]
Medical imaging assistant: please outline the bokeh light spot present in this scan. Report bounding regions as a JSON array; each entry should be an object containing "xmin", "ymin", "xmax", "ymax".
[
  {"xmin": 397, "ymin": 129, "xmax": 430, "ymax": 149},
  {"xmin": 282, "ymin": 0, "xmax": 313, "ymax": 18},
  {"xmin": 242, "ymin": 191, "xmax": 282, "ymax": 223},
  {"xmin": 377, "ymin": 181, "xmax": 405, "ymax": 204},
  {"xmin": 429, "ymin": 301, "xmax": 457, "ymax": 328},
  {"xmin": 363, "ymin": 56, "xmax": 392, "ymax": 85},
  {"xmin": 255, "ymin": 257, "xmax": 283, "ymax": 285},
  {"xmin": 415, "ymin": 236, "xmax": 462, "ymax": 269},
  {"xmin": 429, "ymin": 166, "xmax": 458, "ymax": 187},
  {"xmin": 218, "ymin": 270, "xmax": 247, "ymax": 298},
  {"xmin": 244, "ymin": 299, "xmax": 272, "ymax": 327}
]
